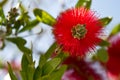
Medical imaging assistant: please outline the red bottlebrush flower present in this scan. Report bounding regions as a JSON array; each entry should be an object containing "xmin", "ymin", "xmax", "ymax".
[
  {"xmin": 53, "ymin": 7, "xmax": 103, "ymax": 56},
  {"xmin": 107, "ymin": 33, "xmax": 120, "ymax": 76},
  {"xmin": 107, "ymin": 72, "xmax": 120, "ymax": 80},
  {"xmin": 62, "ymin": 57, "xmax": 103, "ymax": 80}
]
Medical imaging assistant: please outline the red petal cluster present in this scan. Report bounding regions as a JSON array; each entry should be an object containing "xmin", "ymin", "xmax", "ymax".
[
  {"xmin": 62, "ymin": 57, "xmax": 102, "ymax": 80},
  {"xmin": 107, "ymin": 33, "xmax": 120, "ymax": 75},
  {"xmin": 53, "ymin": 7, "xmax": 103, "ymax": 56}
]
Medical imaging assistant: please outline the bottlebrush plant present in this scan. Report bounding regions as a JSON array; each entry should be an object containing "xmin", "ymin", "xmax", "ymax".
[{"xmin": 0, "ymin": 0, "xmax": 120, "ymax": 80}]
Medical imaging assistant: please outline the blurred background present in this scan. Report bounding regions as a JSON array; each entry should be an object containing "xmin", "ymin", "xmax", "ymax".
[{"xmin": 0, "ymin": 0, "xmax": 120, "ymax": 80}]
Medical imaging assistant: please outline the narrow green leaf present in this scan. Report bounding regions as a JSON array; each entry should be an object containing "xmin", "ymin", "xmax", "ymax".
[
  {"xmin": 7, "ymin": 62, "xmax": 17, "ymax": 80},
  {"xmin": 55, "ymin": 52, "xmax": 69, "ymax": 63},
  {"xmin": 42, "ymin": 58, "xmax": 61, "ymax": 76},
  {"xmin": 50, "ymin": 65, "xmax": 67, "ymax": 80},
  {"xmin": 75, "ymin": 0, "xmax": 92, "ymax": 9},
  {"xmin": 99, "ymin": 17, "xmax": 112, "ymax": 26},
  {"xmin": 20, "ymin": 54, "xmax": 29, "ymax": 80},
  {"xmin": 45, "ymin": 42, "xmax": 57, "ymax": 60},
  {"xmin": 39, "ymin": 54, "xmax": 46, "ymax": 68},
  {"xmin": 6, "ymin": 37, "xmax": 26, "ymax": 45},
  {"xmin": 39, "ymin": 42, "xmax": 56, "ymax": 67},
  {"xmin": 0, "ymin": 7, "xmax": 6, "ymax": 24},
  {"xmin": 34, "ymin": 43, "xmax": 59, "ymax": 80},
  {"xmin": 33, "ymin": 66, "xmax": 42, "ymax": 80},
  {"xmin": 110, "ymin": 23, "xmax": 120, "ymax": 36},
  {"xmin": 96, "ymin": 48, "xmax": 109, "ymax": 63},
  {"xmin": 21, "ymin": 54, "xmax": 35, "ymax": 80},
  {"xmin": 6, "ymin": 37, "xmax": 31, "ymax": 53},
  {"xmin": 19, "ymin": 19, "xmax": 39, "ymax": 33},
  {"xmin": 99, "ymin": 39, "xmax": 110, "ymax": 47},
  {"xmin": 33, "ymin": 8, "xmax": 56, "ymax": 26}
]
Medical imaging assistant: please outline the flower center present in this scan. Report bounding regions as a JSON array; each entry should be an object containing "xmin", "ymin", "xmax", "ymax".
[{"xmin": 71, "ymin": 24, "xmax": 87, "ymax": 39}]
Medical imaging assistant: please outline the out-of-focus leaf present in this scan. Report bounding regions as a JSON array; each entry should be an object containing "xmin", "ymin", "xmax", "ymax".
[
  {"xmin": 13, "ymin": 20, "xmax": 22, "ymax": 35},
  {"xmin": 99, "ymin": 39, "xmax": 110, "ymax": 47},
  {"xmin": 21, "ymin": 54, "xmax": 35, "ymax": 80},
  {"xmin": 19, "ymin": 19, "xmax": 39, "ymax": 33},
  {"xmin": 19, "ymin": 3, "xmax": 27, "ymax": 14},
  {"xmin": 0, "ymin": 61, "xmax": 4, "ymax": 69},
  {"xmin": 0, "ymin": 30, "xmax": 5, "ymax": 38},
  {"xmin": 50, "ymin": 65, "xmax": 67, "ymax": 80},
  {"xmin": 0, "ymin": 7, "xmax": 6, "ymax": 24},
  {"xmin": 0, "ymin": 40, "xmax": 5, "ymax": 50},
  {"xmin": 13, "ymin": 12, "xmax": 30, "ymax": 34},
  {"xmin": 6, "ymin": 37, "xmax": 31, "ymax": 53},
  {"xmin": 99, "ymin": 17, "xmax": 112, "ymax": 27},
  {"xmin": 0, "ymin": 0, "xmax": 8, "ymax": 7},
  {"xmin": 110, "ymin": 23, "xmax": 120, "ymax": 36},
  {"xmin": 6, "ymin": 25, "xmax": 12, "ymax": 36},
  {"xmin": 39, "ymin": 42, "xmax": 56, "ymax": 67},
  {"xmin": 96, "ymin": 48, "xmax": 109, "ymax": 63},
  {"xmin": 33, "ymin": 8, "xmax": 56, "ymax": 26},
  {"xmin": 75, "ymin": 0, "xmax": 92, "ymax": 9},
  {"xmin": 7, "ymin": 62, "xmax": 17, "ymax": 80},
  {"xmin": 18, "ymin": 12, "xmax": 30, "ymax": 25},
  {"xmin": 42, "ymin": 58, "xmax": 61, "ymax": 76}
]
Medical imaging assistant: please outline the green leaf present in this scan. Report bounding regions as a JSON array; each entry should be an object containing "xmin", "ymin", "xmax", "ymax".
[
  {"xmin": 99, "ymin": 39, "xmax": 110, "ymax": 47},
  {"xmin": 39, "ymin": 42, "xmax": 57, "ymax": 67},
  {"xmin": 42, "ymin": 58, "xmax": 61, "ymax": 76},
  {"xmin": 99, "ymin": 17, "xmax": 112, "ymax": 26},
  {"xmin": 6, "ymin": 37, "xmax": 31, "ymax": 53},
  {"xmin": 44, "ymin": 42, "xmax": 57, "ymax": 60},
  {"xmin": 50, "ymin": 65, "xmax": 67, "ymax": 80},
  {"xmin": 33, "ymin": 66, "xmax": 42, "ymax": 80},
  {"xmin": 33, "ymin": 8, "xmax": 56, "ymax": 26},
  {"xmin": 75, "ymin": 0, "xmax": 92, "ymax": 9},
  {"xmin": 96, "ymin": 48, "xmax": 109, "ymax": 63},
  {"xmin": 21, "ymin": 54, "xmax": 35, "ymax": 80},
  {"xmin": 0, "ymin": 7, "xmax": 6, "ymax": 24},
  {"xmin": 7, "ymin": 62, "xmax": 17, "ymax": 80},
  {"xmin": 20, "ymin": 55, "xmax": 28, "ymax": 80},
  {"xmin": 110, "ymin": 23, "xmax": 120, "ymax": 36},
  {"xmin": 55, "ymin": 52, "xmax": 69, "ymax": 63},
  {"xmin": 42, "ymin": 75, "xmax": 50, "ymax": 80},
  {"xmin": 39, "ymin": 54, "xmax": 46, "ymax": 68},
  {"xmin": 19, "ymin": 19, "xmax": 39, "ymax": 33}
]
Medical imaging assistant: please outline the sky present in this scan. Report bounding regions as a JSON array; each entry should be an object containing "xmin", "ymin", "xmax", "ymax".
[{"xmin": 92, "ymin": 0, "xmax": 120, "ymax": 32}]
